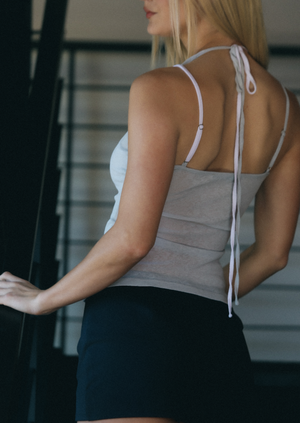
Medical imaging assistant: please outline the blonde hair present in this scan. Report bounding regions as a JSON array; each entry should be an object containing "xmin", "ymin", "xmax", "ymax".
[{"xmin": 152, "ymin": 0, "xmax": 269, "ymax": 68}]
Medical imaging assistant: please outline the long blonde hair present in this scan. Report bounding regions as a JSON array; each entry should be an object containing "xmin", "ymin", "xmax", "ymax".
[{"xmin": 152, "ymin": 0, "xmax": 269, "ymax": 68}]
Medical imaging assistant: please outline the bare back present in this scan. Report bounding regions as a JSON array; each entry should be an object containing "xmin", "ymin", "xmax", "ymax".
[{"xmin": 172, "ymin": 47, "xmax": 292, "ymax": 174}]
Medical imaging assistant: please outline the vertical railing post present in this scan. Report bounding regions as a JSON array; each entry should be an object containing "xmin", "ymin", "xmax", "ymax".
[{"xmin": 60, "ymin": 48, "xmax": 76, "ymax": 352}]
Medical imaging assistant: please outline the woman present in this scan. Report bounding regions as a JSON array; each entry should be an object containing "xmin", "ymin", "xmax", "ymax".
[{"xmin": 1, "ymin": 0, "xmax": 300, "ymax": 422}]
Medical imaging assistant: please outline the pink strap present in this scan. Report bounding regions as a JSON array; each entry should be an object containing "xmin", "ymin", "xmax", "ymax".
[{"xmin": 174, "ymin": 64, "xmax": 204, "ymax": 162}]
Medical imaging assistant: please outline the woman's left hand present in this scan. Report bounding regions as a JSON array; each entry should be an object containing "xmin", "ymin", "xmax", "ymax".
[{"xmin": 0, "ymin": 271, "xmax": 44, "ymax": 315}]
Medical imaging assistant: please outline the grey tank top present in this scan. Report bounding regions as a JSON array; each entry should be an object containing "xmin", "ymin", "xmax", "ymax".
[{"xmin": 104, "ymin": 45, "xmax": 290, "ymax": 316}]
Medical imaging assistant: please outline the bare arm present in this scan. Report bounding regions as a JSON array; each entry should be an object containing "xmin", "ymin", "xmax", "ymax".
[
  {"xmin": 224, "ymin": 92, "xmax": 300, "ymax": 297},
  {"xmin": 0, "ymin": 70, "xmax": 180, "ymax": 315}
]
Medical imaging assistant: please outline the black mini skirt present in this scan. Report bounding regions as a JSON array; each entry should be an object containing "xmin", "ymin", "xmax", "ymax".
[{"xmin": 76, "ymin": 286, "xmax": 255, "ymax": 423}]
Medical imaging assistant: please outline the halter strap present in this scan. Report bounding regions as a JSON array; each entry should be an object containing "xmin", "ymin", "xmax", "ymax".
[
  {"xmin": 226, "ymin": 45, "xmax": 257, "ymax": 316},
  {"xmin": 183, "ymin": 45, "xmax": 234, "ymax": 65}
]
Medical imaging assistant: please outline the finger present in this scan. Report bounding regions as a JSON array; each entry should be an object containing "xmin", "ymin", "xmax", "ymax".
[
  {"xmin": 0, "ymin": 288, "xmax": 13, "ymax": 296},
  {"xmin": 0, "ymin": 272, "xmax": 24, "ymax": 283},
  {"xmin": 0, "ymin": 282, "xmax": 19, "ymax": 291},
  {"xmin": 0, "ymin": 271, "xmax": 13, "ymax": 280}
]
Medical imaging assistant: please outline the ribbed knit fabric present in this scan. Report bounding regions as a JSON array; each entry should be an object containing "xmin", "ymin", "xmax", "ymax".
[{"xmin": 104, "ymin": 45, "xmax": 290, "ymax": 315}]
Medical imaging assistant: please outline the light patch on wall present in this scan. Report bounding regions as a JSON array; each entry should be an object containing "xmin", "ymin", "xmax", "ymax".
[
  {"xmin": 33, "ymin": 0, "xmax": 300, "ymax": 44},
  {"xmin": 262, "ymin": 0, "xmax": 300, "ymax": 45},
  {"xmin": 33, "ymin": 0, "xmax": 151, "ymax": 42}
]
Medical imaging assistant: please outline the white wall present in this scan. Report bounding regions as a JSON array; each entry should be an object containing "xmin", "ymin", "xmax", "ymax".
[
  {"xmin": 33, "ymin": 0, "xmax": 300, "ymax": 45},
  {"xmin": 262, "ymin": 0, "xmax": 300, "ymax": 44}
]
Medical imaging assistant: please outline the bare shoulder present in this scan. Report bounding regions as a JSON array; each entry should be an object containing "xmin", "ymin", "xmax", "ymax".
[
  {"xmin": 131, "ymin": 66, "xmax": 187, "ymax": 87},
  {"xmin": 127, "ymin": 67, "xmax": 188, "ymax": 155},
  {"xmin": 130, "ymin": 67, "xmax": 187, "ymax": 105},
  {"xmin": 246, "ymin": 55, "xmax": 286, "ymax": 97},
  {"xmin": 246, "ymin": 57, "xmax": 300, "ymax": 146},
  {"xmin": 128, "ymin": 67, "xmax": 191, "ymax": 136}
]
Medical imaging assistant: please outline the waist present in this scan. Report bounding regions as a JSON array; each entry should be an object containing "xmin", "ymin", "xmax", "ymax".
[
  {"xmin": 157, "ymin": 216, "xmax": 230, "ymax": 251},
  {"xmin": 111, "ymin": 237, "xmax": 227, "ymax": 303}
]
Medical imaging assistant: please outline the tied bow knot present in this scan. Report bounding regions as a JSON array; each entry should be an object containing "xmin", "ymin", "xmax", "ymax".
[{"xmin": 230, "ymin": 45, "xmax": 257, "ymax": 95}]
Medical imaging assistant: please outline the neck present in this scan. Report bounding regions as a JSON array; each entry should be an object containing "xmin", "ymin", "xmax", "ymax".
[{"xmin": 180, "ymin": 17, "xmax": 237, "ymax": 55}]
